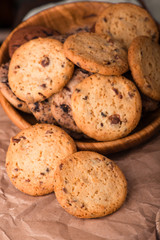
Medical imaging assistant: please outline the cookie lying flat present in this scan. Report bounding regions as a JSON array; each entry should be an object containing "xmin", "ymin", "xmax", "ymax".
[
  {"xmin": 95, "ymin": 3, "xmax": 159, "ymax": 48},
  {"xmin": 0, "ymin": 62, "xmax": 30, "ymax": 113},
  {"xmin": 27, "ymin": 97, "xmax": 56, "ymax": 124},
  {"xmin": 54, "ymin": 151, "xmax": 127, "ymax": 218},
  {"xmin": 128, "ymin": 36, "xmax": 160, "ymax": 101},
  {"xmin": 64, "ymin": 32, "xmax": 128, "ymax": 75},
  {"xmin": 9, "ymin": 25, "xmax": 56, "ymax": 57},
  {"xmin": 6, "ymin": 124, "xmax": 77, "ymax": 196},
  {"xmin": 71, "ymin": 74, "xmax": 142, "ymax": 141},
  {"xmin": 51, "ymin": 68, "xmax": 90, "ymax": 132},
  {"xmin": 8, "ymin": 38, "xmax": 74, "ymax": 103}
]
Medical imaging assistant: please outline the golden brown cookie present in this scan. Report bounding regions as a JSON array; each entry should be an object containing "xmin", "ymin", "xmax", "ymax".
[
  {"xmin": 6, "ymin": 124, "xmax": 77, "ymax": 196},
  {"xmin": 128, "ymin": 36, "xmax": 160, "ymax": 101},
  {"xmin": 54, "ymin": 151, "xmax": 127, "ymax": 218},
  {"xmin": 95, "ymin": 3, "xmax": 159, "ymax": 48},
  {"xmin": 64, "ymin": 32, "xmax": 128, "ymax": 75},
  {"xmin": 71, "ymin": 74, "xmax": 142, "ymax": 141},
  {"xmin": 8, "ymin": 38, "xmax": 74, "ymax": 103}
]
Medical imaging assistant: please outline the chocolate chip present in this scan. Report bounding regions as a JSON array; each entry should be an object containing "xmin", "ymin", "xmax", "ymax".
[
  {"xmin": 33, "ymin": 102, "xmax": 40, "ymax": 112},
  {"xmin": 40, "ymin": 172, "xmax": 45, "ymax": 176},
  {"xmin": 82, "ymin": 96, "xmax": 88, "ymax": 100},
  {"xmin": 15, "ymin": 65, "xmax": 20, "ymax": 69},
  {"xmin": 12, "ymin": 138, "xmax": 21, "ymax": 143},
  {"xmin": 59, "ymin": 163, "xmax": 63, "ymax": 170},
  {"xmin": 103, "ymin": 17, "xmax": 108, "ymax": 22},
  {"xmin": 101, "ymin": 112, "xmax": 107, "ymax": 117},
  {"xmin": 81, "ymin": 203, "xmax": 85, "ymax": 208},
  {"xmin": 25, "ymin": 179, "xmax": 30, "ymax": 182},
  {"xmin": 17, "ymin": 104, "xmax": 22, "ymax": 108},
  {"xmin": 112, "ymin": 88, "xmax": 119, "ymax": 95},
  {"xmin": 46, "ymin": 168, "xmax": 50, "ymax": 172},
  {"xmin": 108, "ymin": 114, "xmax": 121, "ymax": 124},
  {"xmin": 128, "ymin": 92, "xmax": 135, "ymax": 98},
  {"xmin": 101, "ymin": 123, "xmax": 104, "ymax": 127},
  {"xmin": 144, "ymin": 17, "xmax": 149, "ymax": 22},
  {"xmin": 45, "ymin": 130, "xmax": 53, "ymax": 134},
  {"xmin": 14, "ymin": 168, "xmax": 19, "ymax": 171},
  {"xmin": 20, "ymin": 136, "xmax": 26, "ymax": 140},
  {"xmin": 41, "ymin": 56, "xmax": 50, "ymax": 67},
  {"xmin": 40, "ymin": 84, "xmax": 47, "ymax": 88},
  {"xmin": 64, "ymin": 86, "xmax": 71, "ymax": 92},
  {"xmin": 75, "ymin": 88, "xmax": 81, "ymax": 92},
  {"xmin": 63, "ymin": 187, "xmax": 67, "ymax": 193},
  {"xmin": 104, "ymin": 61, "xmax": 111, "ymax": 65},
  {"xmin": 60, "ymin": 104, "xmax": 71, "ymax": 113}
]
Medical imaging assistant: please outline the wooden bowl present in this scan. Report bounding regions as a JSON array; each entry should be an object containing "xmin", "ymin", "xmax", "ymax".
[{"xmin": 0, "ymin": 1, "xmax": 160, "ymax": 154}]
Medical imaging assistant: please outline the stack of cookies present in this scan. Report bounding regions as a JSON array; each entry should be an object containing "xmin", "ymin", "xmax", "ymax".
[
  {"xmin": 1, "ymin": 3, "xmax": 160, "ymax": 142},
  {"xmin": 1, "ymin": 2, "xmax": 160, "ymax": 218}
]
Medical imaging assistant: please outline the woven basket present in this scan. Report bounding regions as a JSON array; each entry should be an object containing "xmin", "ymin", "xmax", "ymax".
[{"xmin": 0, "ymin": 1, "xmax": 160, "ymax": 154}]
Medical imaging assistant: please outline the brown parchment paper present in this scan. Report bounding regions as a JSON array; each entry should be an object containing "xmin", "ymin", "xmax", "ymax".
[{"xmin": 0, "ymin": 103, "xmax": 160, "ymax": 240}]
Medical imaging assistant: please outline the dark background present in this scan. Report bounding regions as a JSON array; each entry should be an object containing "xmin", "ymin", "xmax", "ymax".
[{"xmin": 0, "ymin": 0, "xmax": 59, "ymax": 29}]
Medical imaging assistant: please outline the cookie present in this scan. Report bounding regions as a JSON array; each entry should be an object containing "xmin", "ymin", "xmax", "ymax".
[
  {"xmin": 6, "ymin": 124, "xmax": 77, "ymax": 196},
  {"xmin": 54, "ymin": 151, "xmax": 127, "ymax": 218},
  {"xmin": 27, "ymin": 97, "xmax": 57, "ymax": 124},
  {"xmin": 51, "ymin": 68, "xmax": 90, "ymax": 132},
  {"xmin": 95, "ymin": 3, "xmax": 159, "ymax": 48},
  {"xmin": 0, "ymin": 62, "xmax": 30, "ymax": 113},
  {"xmin": 128, "ymin": 36, "xmax": 160, "ymax": 101},
  {"xmin": 8, "ymin": 25, "xmax": 57, "ymax": 57},
  {"xmin": 8, "ymin": 37, "xmax": 74, "ymax": 103},
  {"xmin": 64, "ymin": 32, "xmax": 128, "ymax": 75},
  {"xmin": 141, "ymin": 94, "xmax": 159, "ymax": 113},
  {"xmin": 71, "ymin": 74, "xmax": 142, "ymax": 141}
]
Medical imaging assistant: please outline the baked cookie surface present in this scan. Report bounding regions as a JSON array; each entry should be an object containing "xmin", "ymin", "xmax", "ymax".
[
  {"xmin": 8, "ymin": 25, "xmax": 56, "ymax": 57},
  {"xmin": 54, "ymin": 151, "xmax": 127, "ymax": 218},
  {"xmin": 128, "ymin": 36, "xmax": 160, "ymax": 101},
  {"xmin": 95, "ymin": 3, "xmax": 159, "ymax": 48},
  {"xmin": 8, "ymin": 38, "xmax": 74, "ymax": 103},
  {"xmin": 71, "ymin": 74, "xmax": 142, "ymax": 141},
  {"xmin": 51, "ymin": 68, "xmax": 90, "ymax": 132},
  {"xmin": 6, "ymin": 124, "xmax": 77, "ymax": 196},
  {"xmin": 64, "ymin": 32, "xmax": 128, "ymax": 75},
  {"xmin": 0, "ymin": 62, "xmax": 30, "ymax": 113}
]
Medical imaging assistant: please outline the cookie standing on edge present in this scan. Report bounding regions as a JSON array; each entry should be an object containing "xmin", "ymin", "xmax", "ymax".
[
  {"xmin": 27, "ymin": 97, "xmax": 56, "ymax": 124},
  {"xmin": 8, "ymin": 25, "xmax": 57, "ymax": 57},
  {"xmin": 8, "ymin": 38, "xmax": 74, "ymax": 103},
  {"xmin": 71, "ymin": 74, "xmax": 142, "ymax": 141},
  {"xmin": 128, "ymin": 36, "xmax": 160, "ymax": 101},
  {"xmin": 64, "ymin": 32, "xmax": 128, "ymax": 75},
  {"xmin": 95, "ymin": 3, "xmax": 159, "ymax": 48},
  {"xmin": 6, "ymin": 124, "xmax": 77, "ymax": 196},
  {"xmin": 51, "ymin": 68, "xmax": 90, "ymax": 132},
  {"xmin": 0, "ymin": 62, "xmax": 31, "ymax": 113},
  {"xmin": 54, "ymin": 151, "xmax": 127, "ymax": 218}
]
